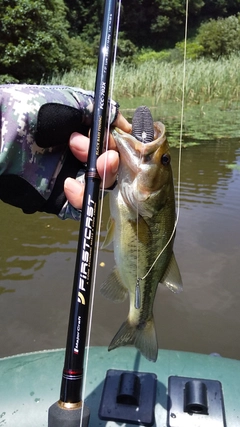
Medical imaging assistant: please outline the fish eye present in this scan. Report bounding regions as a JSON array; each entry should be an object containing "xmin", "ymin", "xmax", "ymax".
[{"xmin": 161, "ymin": 153, "xmax": 171, "ymax": 165}]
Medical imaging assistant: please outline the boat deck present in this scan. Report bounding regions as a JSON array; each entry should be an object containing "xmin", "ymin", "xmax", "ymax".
[{"xmin": 0, "ymin": 347, "xmax": 239, "ymax": 426}]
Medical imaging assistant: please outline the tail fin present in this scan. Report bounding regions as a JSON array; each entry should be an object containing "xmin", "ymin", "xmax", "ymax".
[{"xmin": 108, "ymin": 317, "xmax": 158, "ymax": 362}]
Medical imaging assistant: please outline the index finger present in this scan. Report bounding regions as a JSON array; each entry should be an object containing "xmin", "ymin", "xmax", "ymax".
[
  {"xmin": 113, "ymin": 111, "xmax": 132, "ymax": 133},
  {"xmin": 69, "ymin": 132, "xmax": 89, "ymax": 163}
]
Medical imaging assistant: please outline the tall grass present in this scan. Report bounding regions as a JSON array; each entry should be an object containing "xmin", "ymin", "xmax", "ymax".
[{"xmin": 46, "ymin": 55, "xmax": 240, "ymax": 106}]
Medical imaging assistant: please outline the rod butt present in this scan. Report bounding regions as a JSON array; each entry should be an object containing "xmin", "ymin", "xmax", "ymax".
[{"xmin": 48, "ymin": 401, "xmax": 90, "ymax": 427}]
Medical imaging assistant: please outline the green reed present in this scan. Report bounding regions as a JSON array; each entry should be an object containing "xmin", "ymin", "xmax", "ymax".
[{"xmin": 46, "ymin": 55, "xmax": 240, "ymax": 107}]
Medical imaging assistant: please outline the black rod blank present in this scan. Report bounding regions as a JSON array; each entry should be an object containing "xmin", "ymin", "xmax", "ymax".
[{"xmin": 59, "ymin": 0, "xmax": 118, "ymax": 405}]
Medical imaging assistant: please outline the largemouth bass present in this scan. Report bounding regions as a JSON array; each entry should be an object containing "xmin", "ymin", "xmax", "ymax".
[{"xmin": 101, "ymin": 106, "xmax": 183, "ymax": 362}]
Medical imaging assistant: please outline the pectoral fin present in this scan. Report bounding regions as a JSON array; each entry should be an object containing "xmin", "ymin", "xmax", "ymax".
[
  {"xmin": 101, "ymin": 217, "xmax": 115, "ymax": 248},
  {"xmin": 100, "ymin": 267, "xmax": 128, "ymax": 302},
  {"xmin": 160, "ymin": 253, "xmax": 183, "ymax": 294}
]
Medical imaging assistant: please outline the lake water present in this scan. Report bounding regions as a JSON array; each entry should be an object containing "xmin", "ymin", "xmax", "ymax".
[{"xmin": 0, "ymin": 106, "xmax": 239, "ymax": 361}]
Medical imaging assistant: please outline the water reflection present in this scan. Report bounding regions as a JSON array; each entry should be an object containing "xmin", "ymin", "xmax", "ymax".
[
  {"xmin": 2, "ymin": 256, "xmax": 45, "ymax": 280},
  {"xmin": 0, "ymin": 286, "xmax": 15, "ymax": 295},
  {"xmin": 0, "ymin": 133, "xmax": 239, "ymax": 359},
  {"xmin": 0, "ymin": 206, "xmax": 79, "ymax": 281},
  {"xmin": 173, "ymin": 139, "xmax": 239, "ymax": 214}
]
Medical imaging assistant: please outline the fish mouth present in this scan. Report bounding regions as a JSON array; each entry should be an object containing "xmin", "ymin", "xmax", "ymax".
[
  {"xmin": 112, "ymin": 120, "xmax": 168, "ymax": 159},
  {"xmin": 111, "ymin": 107, "xmax": 173, "ymax": 215},
  {"xmin": 112, "ymin": 104, "xmax": 167, "ymax": 157}
]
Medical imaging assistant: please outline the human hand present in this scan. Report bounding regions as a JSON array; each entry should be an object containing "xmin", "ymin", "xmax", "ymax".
[{"xmin": 64, "ymin": 112, "xmax": 131, "ymax": 209}]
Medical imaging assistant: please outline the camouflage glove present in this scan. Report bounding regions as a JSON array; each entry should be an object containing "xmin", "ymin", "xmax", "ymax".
[{"xmin": 0, "ymin": 85, "xmax": 119, "ymax": 220}]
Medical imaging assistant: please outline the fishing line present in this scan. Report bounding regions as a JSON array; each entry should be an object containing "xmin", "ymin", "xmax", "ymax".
[
  {"xmin": 136, "ymin": 172, "xmax": 140, "ymax": 308},
  {"xmin": 79, "ymin": 1, "xmax": 122, "ymax": 422},
  {"xmin": 176, "ymin": 0, "xmax": 189, "ymax": 226},
  {"xmin": 137, "ymin": 0, "xmax": 189, "ymax": 284},
  {"xmin": 135, "ymin": 148, "xmax": 144, "ymax": 309}
]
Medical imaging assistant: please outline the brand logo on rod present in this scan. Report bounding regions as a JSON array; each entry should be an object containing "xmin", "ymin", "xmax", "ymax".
[
  {"xmin": 77, "ymin": 194, "xmax": 95, "ymax": 304},
  {"xmin": 74, "ymin": 194, "xmax": 95, "ymax": 355}
]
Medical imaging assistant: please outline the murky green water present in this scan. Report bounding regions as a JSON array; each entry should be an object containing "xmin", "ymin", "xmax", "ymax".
[{"xmin": 0, "ymin": 103, "xmax": 239, "ymax": 360}]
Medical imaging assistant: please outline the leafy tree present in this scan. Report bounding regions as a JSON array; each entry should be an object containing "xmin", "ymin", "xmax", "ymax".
[
  {"xmin": 151, "ymin": 0, "xmax": 204, "ymax": 42},
  {"xmin": 201, "ymin": 0, "xmax": 240, "ymax": 19},
  {"xmin": 68, "ymin": 37, "xmax": 98, "ymax": 70},
  {"xmin": 119, "ymin": 0, "xmax": 204, "ymax": 49},
  {"xmin": 2, "ymin": 0, "xmax": 238, "ymax": 84},
  {"xmin": 0, "ymin": 0, "xmax": 71, "ymax": 83},
  {"xmin": 64, "ymin": 0, "xmax": 104, "ymax": 40},
  {"xmin": 64, "ymin": 0, "xmax": 83, "ymax": 35},
  {"xmin": 116, "ymin": 33, "xmax": 137, "ymax": 61},
  {"xmin": 197, "ymin": 14, "xmax": 240, "ymax": 58}
]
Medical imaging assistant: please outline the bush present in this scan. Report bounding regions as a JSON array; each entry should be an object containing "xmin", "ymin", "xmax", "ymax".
[
  {"xmin": 0, "ymin": 0, "xmax": 71, "ymax": 83},
  {"xmin": 116, "ymin": 34, "xmax": 137, "ymax": 61},
  {"xmin": 135, "ymin": 49, "xmax": 172, "ymax": 64},
  {"xmin": 67, "ymin": 37, "xmax": 97, "ymax": 70},
  {"xmin": 197, "ymin": 14, "xmax": 240, "ymax": 58},
  {"xmin": 134, "ymin": 42, "xmax": 204, "ymax": 66},
  {"xmin": 175, "ymin": 40, "xmax": 204, "ymax": 60},
  {"xmin": 0, "ymin": 74, "xmax": 20, "ymax": 84}
]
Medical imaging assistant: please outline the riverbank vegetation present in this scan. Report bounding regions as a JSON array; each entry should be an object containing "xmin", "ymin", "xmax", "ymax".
[
  {"xmin": 1, "ymin": 1, "xmax": 240, "ymax": 85},
  {"xmin": 44, "ymin": 52, "xmax": 240, "ymax": 145},
  {"xmin": 46, "ymin": 54, "xmax": 240, "ymax": 107}
]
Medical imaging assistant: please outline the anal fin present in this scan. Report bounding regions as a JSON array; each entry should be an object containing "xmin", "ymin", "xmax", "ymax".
[
  {"xmin": 100, "ymin": 267, "xmax": 128, "ymax": 302},
  {"xmin": 160, "ymin": 253, "xmax": 183, "ymax": 293}
]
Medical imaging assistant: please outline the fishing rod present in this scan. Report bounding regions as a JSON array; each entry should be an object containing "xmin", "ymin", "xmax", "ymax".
[{"xmin": 48, "ymin": 0, "xmax": 118, "ymax": 425}]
